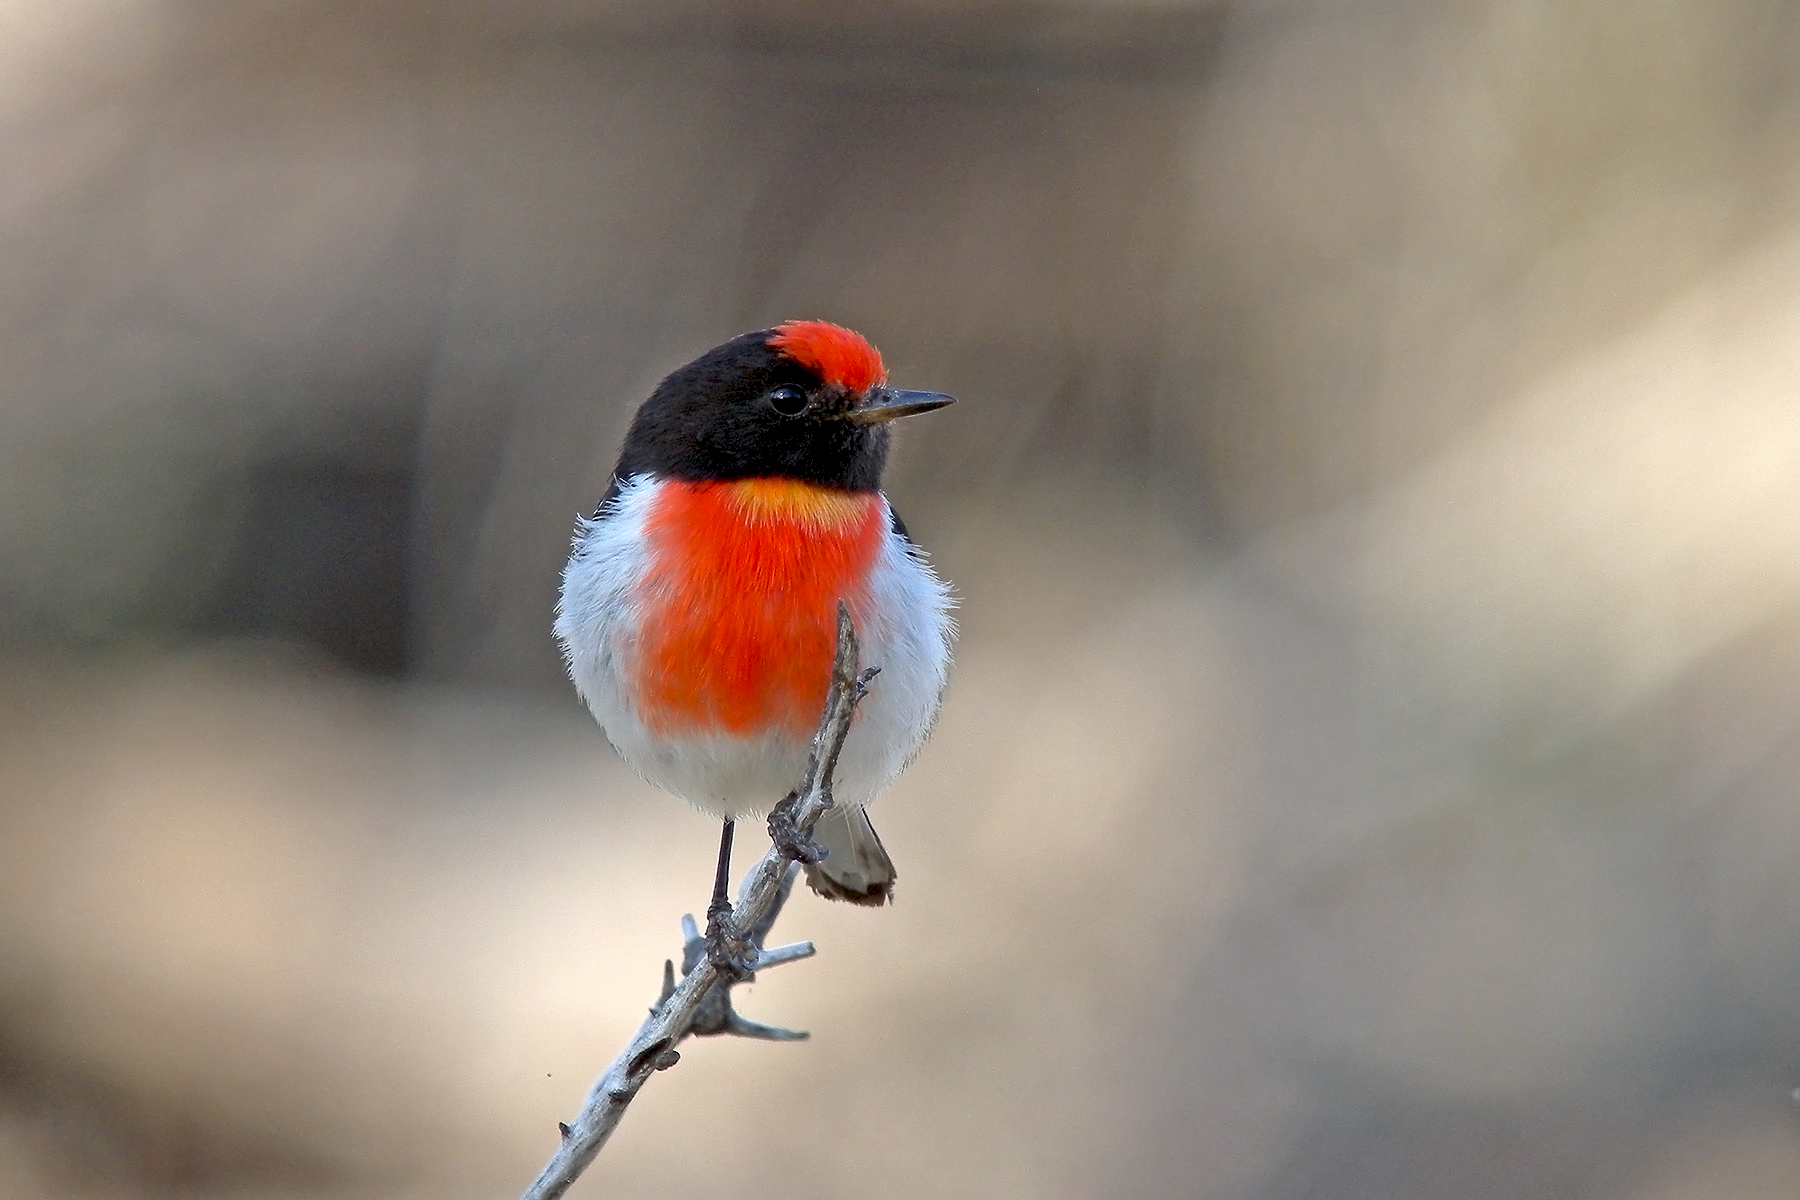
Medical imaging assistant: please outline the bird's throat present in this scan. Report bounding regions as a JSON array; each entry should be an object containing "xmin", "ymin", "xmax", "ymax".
[{"xmin": 718, "ymin": 476, "xmax": 875, "ymax": 528}]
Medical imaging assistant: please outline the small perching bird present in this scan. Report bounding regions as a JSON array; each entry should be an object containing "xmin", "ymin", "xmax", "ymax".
[{"xmin": 555, "ymin": 321, "xmax": 955, "ymax": 924}]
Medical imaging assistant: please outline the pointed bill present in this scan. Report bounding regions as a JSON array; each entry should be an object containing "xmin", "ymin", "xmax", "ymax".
[{"xmin": 841, "ymin": 388, "xmax": 956, "ymax": 424}]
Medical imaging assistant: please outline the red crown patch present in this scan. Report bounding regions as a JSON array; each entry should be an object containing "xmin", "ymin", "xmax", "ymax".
[{"xmin": 768, "ymin": 320, "xmax": 887, "ymax": 394}]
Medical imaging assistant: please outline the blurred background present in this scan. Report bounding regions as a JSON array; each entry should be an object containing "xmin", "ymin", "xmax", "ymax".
[{"xmin": 5, "ymin": 1, "xmax": 1800, "ymax": 1196}]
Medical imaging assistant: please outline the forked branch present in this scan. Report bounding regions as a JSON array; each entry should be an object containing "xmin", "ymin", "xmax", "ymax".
[{"xmin": 519, "ymin": 601, "xmax": 874, "ymax": 1200}]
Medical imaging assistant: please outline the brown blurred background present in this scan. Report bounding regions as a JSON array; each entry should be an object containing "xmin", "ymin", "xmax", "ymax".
[{"xmin": 5, "ymin": 1, "xmax": 1800, "ymax": 1196}]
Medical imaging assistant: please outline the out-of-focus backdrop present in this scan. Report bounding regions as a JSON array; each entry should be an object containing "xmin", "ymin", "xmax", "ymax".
[{"xmin": 5, "ymin": 2, "xmax": 1800, "ymax": 1196}]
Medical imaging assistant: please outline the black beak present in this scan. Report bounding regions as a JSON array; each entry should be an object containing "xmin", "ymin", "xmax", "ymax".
[{"xmin": 841, "ymin": 388, "xmax": 956, "ymax": 425}]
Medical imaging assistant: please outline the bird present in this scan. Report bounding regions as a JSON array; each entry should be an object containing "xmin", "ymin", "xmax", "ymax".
[{"xmin": 554, "ymin": 320, "xmax": 955, "ymax": 942}]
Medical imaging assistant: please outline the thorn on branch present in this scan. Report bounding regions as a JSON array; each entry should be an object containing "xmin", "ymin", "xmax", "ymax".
[
  {"xmin": 721, "ymin": 1011, "xmax": 809, "ymax": 1041},
  {"xmin": 683, "ymin": 863, "xmax": 814, "ymax": 1039},
  {"xmin": 753, "ymin": 941, "xmax": 815, "ymax": 970}
]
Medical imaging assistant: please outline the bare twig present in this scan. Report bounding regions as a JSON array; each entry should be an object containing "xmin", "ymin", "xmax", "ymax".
[{"xmin": 520, "ymin": 601, "xmax": 873, "ymax": 1200}]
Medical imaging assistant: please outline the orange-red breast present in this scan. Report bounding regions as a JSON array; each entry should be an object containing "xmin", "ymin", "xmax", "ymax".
[{"xmin": 554, "ymin": 321, "xmax": 955, "ymax": 905}]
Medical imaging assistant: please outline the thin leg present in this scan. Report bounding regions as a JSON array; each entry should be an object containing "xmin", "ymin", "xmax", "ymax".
[
  {"xmin": 703, "ymin": 818, "xmax": 754, "ymax": 979},
  {"xmin": 708, "ymin": 819, "xmax": 735, "ymax": 918}
]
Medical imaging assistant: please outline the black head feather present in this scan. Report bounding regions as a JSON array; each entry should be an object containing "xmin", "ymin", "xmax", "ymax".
[{"xmin": 614, "ymin": 330, "xmax": 891, "ymax": 491}]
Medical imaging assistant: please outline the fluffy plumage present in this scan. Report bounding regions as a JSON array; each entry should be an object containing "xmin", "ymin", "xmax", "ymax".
[
  {"xmin": 557, "ymin": 474, "xmax": 952, "ymax": 818},
  {"xmin": 554, "ymin": 322, "xmax": 955, "ymax": 904}
]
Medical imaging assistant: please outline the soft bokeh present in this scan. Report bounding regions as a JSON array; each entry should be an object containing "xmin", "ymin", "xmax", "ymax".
[{"xmin": 5, "ymin": 3, "xmax": 1800, "ymax": 1197}]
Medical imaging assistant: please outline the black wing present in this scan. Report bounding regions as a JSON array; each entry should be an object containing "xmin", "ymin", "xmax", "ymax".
[{"xmin": 591, "ymin": 475, "xmax": 624, "ymax": 521}]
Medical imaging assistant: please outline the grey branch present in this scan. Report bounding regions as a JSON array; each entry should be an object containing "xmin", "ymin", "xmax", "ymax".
[{"xmin": 519, "ymin": 601, "xmax": 874, "ymax": 1200}]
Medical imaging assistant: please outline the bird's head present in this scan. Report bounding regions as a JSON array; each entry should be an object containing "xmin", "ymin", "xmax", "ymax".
[{"xmin": 616, "ymin": 320, "xmax": 954, "ymax": 490}]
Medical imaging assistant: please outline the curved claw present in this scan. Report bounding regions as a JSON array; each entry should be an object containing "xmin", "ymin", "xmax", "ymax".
[
  {"xmin": 769, "ymin": 799, "xmax": 827, "ymax": 864},
  {"xmin": 703, "ymin": 908, "xmax": 757, "ymax": 981},
  {"xmin": 851, "ymin": 665, "xmax": 881, "ymax": 702}
]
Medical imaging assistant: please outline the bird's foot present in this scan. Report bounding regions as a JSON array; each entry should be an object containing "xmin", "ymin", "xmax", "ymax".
[
  {"xmin": 767, "ymin": 791, "xmax": 827, "ymax": 864},
  {"xmin": 703, "ymin": 899, "xmax": 757, "ymax": 981}
]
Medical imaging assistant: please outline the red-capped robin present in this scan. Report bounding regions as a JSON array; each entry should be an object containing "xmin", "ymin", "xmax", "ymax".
[{"xmin": 554, "ymin": 321, "xmax": 954, "ymax": 933}]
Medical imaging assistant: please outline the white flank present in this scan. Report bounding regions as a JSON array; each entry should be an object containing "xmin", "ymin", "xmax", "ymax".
[{"xmin": 554, "ymin": 473, "xmax": 954, "ymax": 819}]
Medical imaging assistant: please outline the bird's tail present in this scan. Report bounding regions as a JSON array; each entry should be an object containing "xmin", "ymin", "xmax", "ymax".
[{"xmin": 804, "ymin": 805, "xmax": 896, "ymax": 905}]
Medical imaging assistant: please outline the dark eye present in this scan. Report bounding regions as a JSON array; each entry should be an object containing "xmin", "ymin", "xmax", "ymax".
[{"xmin": 766, "ymin": 385, "xmax": 808, "ymax": 416}]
